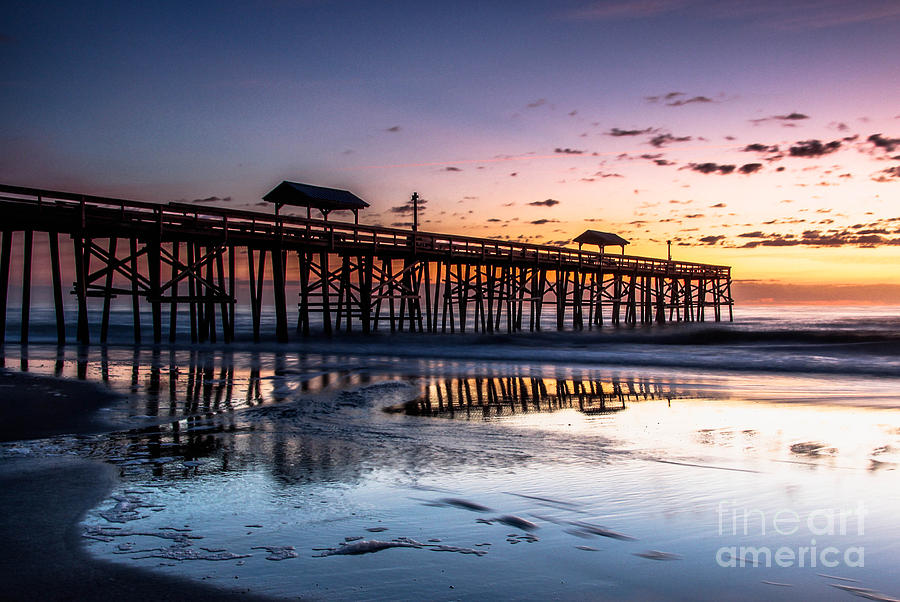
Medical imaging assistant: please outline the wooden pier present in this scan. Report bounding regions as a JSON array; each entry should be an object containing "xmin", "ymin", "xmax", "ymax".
[{"xmin": 0, "ymin": 183, "xmax": 733, "ymax": 345}]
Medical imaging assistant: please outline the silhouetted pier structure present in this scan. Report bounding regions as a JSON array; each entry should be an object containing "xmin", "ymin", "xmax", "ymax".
[{"xmin": 0, "ymin": 183, "xmax": 733, "ymax": 345}]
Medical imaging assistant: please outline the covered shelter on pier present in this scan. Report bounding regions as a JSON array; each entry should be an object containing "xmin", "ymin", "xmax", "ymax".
[
  {"xmin": 263, "ymin": 180, "xmax": 369, "ymax": 223},
  {"xmin": 573, "ymin": 230, "xmax": 630, "ymax": 254}
]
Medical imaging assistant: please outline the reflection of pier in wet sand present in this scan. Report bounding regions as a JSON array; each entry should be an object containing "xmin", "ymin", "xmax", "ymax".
[{"xmin": 398, "ymin": 374, "xmax": 693, "ymax": 418}]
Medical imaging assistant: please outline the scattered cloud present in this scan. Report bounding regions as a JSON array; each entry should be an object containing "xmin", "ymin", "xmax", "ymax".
[
  {"xmin": 529, "ymin": 198, "xmax": 561, "ymax": 207},
  {"xmin": 699, "ymin": 235, "xmax": 725, "ymax": 245},
  {"xmin": 530, "ymin": 218, "xmax": 559, "ymax": 225},
  {"xmin": 390, "ymin": 196, "xmax": 429, "ymax": 214},
  {"xmin": 750, "ymin": 112, "xmax": 809, "ymax": 125},
  {"xmin": 646, "ymin": 91, "xmax": 716, "ymax": 106},
  {"xmin": 871, "ymin": 165, "xmax": 900, "ymax": 182},
  {"xmin": 789, "ymin": 139, "xmax": 843, "ymax": 157},
  {"xmin": 686, "ymin": 162, "xmax": 736, "ymax": 174},
  {"xmin": 607, "ymin": 127, "xmax": 655, "ymax": 137},
  {"xmin": 386, "ymin": 125, "xmax": 401, "ymax": 132},
  {"xmin": 737, "ymin": 227, "xmax": 900, "ymax": 248},
  {"xmin": 188, "ymin": 195, "xmax": 232, "ymax": 204},
  {"xmin": 567, "ymin": 2, "xmax": 900, "ymax": 30},
  {"xmin": 555, "ymin": 147, "xmax": 585, "ymax": 154},
  {"xmin": 710, "ymin": 203, "xmax": 727, "ymax": 208},
  {"xmin": 867, "ymin": 133, "xmax": 900, "ymax": 154},
  {"xmin": 742, "ymin": 143, "xmax": 779, "ymax": 153},
  {"xmin": 738, "ymin": 163, "xmax": 763, "ymax": 174},
  {"xmin": 526, "ymin": 99, "xmax": 547, "ymax": 108},
  {"xmin": 649, "ymin": 133, "xmax": 692, "ymax": 147},
  {"xmin": 443, "ymin": 166, "xmax": 462, "ymax": 172}
]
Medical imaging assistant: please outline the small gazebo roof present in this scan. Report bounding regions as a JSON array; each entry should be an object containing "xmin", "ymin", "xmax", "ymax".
[
  {"xmin": 263, "ymin": 181, "xmax": 369, "ymax": 212},
  {"xmin": 573, "ymin": 230, "xmax": 630, "ymax": 247}
]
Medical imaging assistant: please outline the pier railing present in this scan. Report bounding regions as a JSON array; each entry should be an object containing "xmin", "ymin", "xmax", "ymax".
[{"xmin": 0, "ymin": 184, "xmax": 729, "ymax": 279}]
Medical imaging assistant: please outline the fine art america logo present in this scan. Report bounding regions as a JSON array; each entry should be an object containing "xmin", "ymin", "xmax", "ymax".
[{"xmin": 716, "ymin": 501, "xmax": 866, "ymax": 568}]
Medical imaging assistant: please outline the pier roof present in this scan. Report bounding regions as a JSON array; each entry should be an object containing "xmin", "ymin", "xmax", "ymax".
[
  {"xmin": 263, "ymin": 181, "xmax": 369, "ymax": 221},
  {"xmin": 573, "ymin": 230, "xmax": 630, "ymax": 249}
]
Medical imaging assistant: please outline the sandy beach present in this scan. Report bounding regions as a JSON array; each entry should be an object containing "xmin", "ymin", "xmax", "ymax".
[{"xmin": 0, "ymin": 370, "xmax": 272, "ymax": 601}]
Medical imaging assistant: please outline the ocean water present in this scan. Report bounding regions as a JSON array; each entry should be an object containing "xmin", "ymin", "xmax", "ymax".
[{"xmin": 2, "ymin": 305, "xmax": 900, "ymax": 600}]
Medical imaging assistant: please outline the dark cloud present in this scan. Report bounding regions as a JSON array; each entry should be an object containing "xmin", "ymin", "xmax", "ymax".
[
  {"xmin": 743, "ymin": 143, "xmax": 780, "ymax": 153},
  {"xmin": 386, "ymin": 126, "xmax": 401, "ymax": 132},
  {"xmin": 188, "ymin": 195, "xmax": 233, "ymax": 204},
  {"xmin": 699, "ymin": 235, "xmax": 725, "ymax": 245},
  {"xmin": 737, "ymin": 228, "xmax": 900, "ymax": 248},
  {"xmin": 872, "ymin": 165, "xmax": 900, "ymax": 182},
  {"xmin": 738, "ymin": 163, "xmax": 763, "ymax": 174},
  {"xmin": 487, "ymin": 218, "xmax": 502, "ymax": 222},
  {"xmin": 640, "ymin": 153, "xmax": 675, "ymax": 165},
  {"xmin": 526, "ymin": 99, "xmax": 547, "ymax": 108},
  {"xmin": 789, "ymin": 139, "xmax": 842, "ymax": 157},
  {"xmin": 683, "ymin": 213, "xmax": 705, "ymax": 219},
  {"xmin": 529, "ymin": 199, "xmax": 560, "ymax": 207},
  {"xmin": 530, "ymin": 219, "xmax": 559, "ymax": 225},
  {"xmin": 646, "ymin": 92, "xmax": 684, "ymax": 103},
  {"xmin": 554, "ymin": 147, "xmax": 585, "ymax": 154},
  {"xmin": 751, "ymin": 112, "xmax": 809, "ymax": 125},
  {"xmin": 778, "ymin": 112, "xmax": 809, "ymax": 121},
  {"xmin": 668, "ymin": 95, "xmax": 714, "ymax": 107},
  {"xmin": 607, "ymin": 127, "xmax": 654, "ymax": 137},
  {"xmin": 510, "ymin": 172, "xmax": 517, "ymax": 176},
  {"xmin": 390, "ymin": 196, "xmax": 429, "ymax": 214},
  {"xmin": 593, "ymin": 170, "xmax": 623, "ymax": 178},
  {"xmin": 686, "ymin": 162, "xmax": 736, "ymax": 174},
  {"xmin": 739, "ymin": 231, "xmax": 765, "ymax": 238},
  {"xmin": 443, "ymin": 166, "xmax": 462, "ymax": 172},
  {"xmin": 391, "ymin": 221, "xmax": 413, "ymax": 228},
  {"xmin": 710, "ymin": 203, "xmax": 727, "ymax": 208},
  {"xmin": 646, "ymin": 92, "xmax": 715, "ymax": 107},
  {"xmin": 649, "ymin": 133, "xmax": 692, "ymax": 148},
  {"xmin": 867, "ymin": 133, "xmax": 900, "ymax": 153}
]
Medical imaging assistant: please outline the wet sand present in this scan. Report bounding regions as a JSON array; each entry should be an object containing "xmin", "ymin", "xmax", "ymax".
[
  {"xmin": 0, "ymin": 368, "xmax": 274, "ymax": 601},
  {"xmin": 0, "ymin": 370, "xmax": 120, "ymax": 442},
  {"xmin": 0, "ymin": 456, "xmax": 274, "ymax": 601}
]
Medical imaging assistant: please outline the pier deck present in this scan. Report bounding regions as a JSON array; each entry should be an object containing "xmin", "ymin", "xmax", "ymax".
[{"xmin": 0, "ymin": 183, "xmax": 733, "ymax": 344}]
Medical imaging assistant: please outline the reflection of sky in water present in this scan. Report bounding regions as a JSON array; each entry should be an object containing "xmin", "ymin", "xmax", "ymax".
[{"xmin": 2, "ymin": 345, "xmax": 900, "ymax": 600}]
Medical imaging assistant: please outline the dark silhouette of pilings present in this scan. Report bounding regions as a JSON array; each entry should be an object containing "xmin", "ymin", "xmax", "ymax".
[{"xmin": 0, "ymin": 184, "xmax": 733, "ymax": 344}]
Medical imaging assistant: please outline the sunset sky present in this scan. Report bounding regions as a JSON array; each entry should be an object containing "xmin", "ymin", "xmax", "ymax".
[{"xmin": 2, "ymin": 1, "xmax": 899, "ymax": 302}]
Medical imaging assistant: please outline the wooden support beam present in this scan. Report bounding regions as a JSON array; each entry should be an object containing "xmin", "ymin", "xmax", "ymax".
[
  {"xmin": 360, "ymin": 255, "xmax": 372, "ymax": 334},
  {"xmin": 216, "ymin": 248, "xmax": 230, "ymax": 342},
  {"xmin": 130, "ymin": 238, "xmax": 142, "ymax": 343},
  {"xmin": 74, "ymin": 236, "xmax": 91, "ymax": 344},
  {"xmin": 187, "ymin": 243, "xmax": 197, "ymax": 343},
  {"xmin": 228, "ymin": 245, "xmax": 235, "ymax": 340},
  {"xmin": 320, "ymin": 251, "xmax": 331, "ymax": 335},
  {"xmin": 297, "ymin": 251, "xmax": 310, "ymax": 336},
  {"xmin": 49, "ymin": 232, "xmax": 65, "ymax": 344},
  {"xmin": 20, "ymin": 230, "xmax": 32, "ymax": 344},
  {"xmin": 100, "ymin": 237, "xmax": 117, "ymax": 343},
  {"xmin": 169, "ymin": 242, "xmax": 179, "ymax": 343},
  {"xmin": 0, "ymin": 231, "xmax": 10, "ymax": 344},
  {"xmin": 272, "ymin": 247, "xmax": 289, "ymax": 342},
  {"xmin": 204, "ymin": 245, "xmax": 216, "ymax": 343},
  {"xmin": 148, "ymin": 239, "xmax": 162, "ymax": 344}
]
